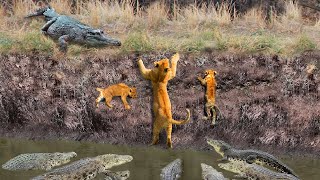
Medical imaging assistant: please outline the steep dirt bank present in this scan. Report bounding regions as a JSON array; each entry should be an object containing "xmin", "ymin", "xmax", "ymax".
[{"xmin": 0, "ymin": 52, "xmax": 319, "ymax": 155}]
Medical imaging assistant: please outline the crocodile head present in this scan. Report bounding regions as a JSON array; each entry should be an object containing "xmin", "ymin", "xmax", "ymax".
[
  {"xmin": 84, "ymin": 29, "xmax": 121, "ymax": 47},
  {"xmin": 218, "ymin": 161, "xmax": 246, "ymax": 174},
  {"xmin": 94, "ymin": 154, "xmax": 133, "ymax": 171},
  {"xmin": 206, "ymin": 138, "xmax": 232, "ymax": 157}
]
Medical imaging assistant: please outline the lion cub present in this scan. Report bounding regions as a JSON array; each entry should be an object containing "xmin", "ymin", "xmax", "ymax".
[
  {"xmin": 198, "ymin": 69, "xmax": 221, "ymax": 126},
  {"xmin": 138, "ymin": 53, "xmax": 190, "ymax": 148},
  {"xmin": 306, "ymin": 64, "xmax": 317, "ymax": 80},
  {"xmin": 96, "ymin": 83, "xmax": 137, "ymax": 110}
]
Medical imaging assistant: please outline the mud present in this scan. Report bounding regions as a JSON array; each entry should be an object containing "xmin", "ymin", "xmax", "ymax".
[{"xmin": 0, "ymin": 52, "xmax": 319, "ymax": 155}]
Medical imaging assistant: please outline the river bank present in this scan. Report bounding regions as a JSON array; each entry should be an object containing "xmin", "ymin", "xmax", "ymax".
[{"xmin": 0, "ymin": 52, "xmax": 319, "ymax": 156}]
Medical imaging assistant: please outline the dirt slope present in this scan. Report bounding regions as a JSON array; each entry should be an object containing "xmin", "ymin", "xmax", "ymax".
[{"xmin": 0, "ymin": 52, "xmax": 319, "ymax": 155}]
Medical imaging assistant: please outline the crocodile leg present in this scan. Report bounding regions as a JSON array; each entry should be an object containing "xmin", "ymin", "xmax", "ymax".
[
  {"xmin": 217, "ymin": 157, "xmax": 228, "ymax": 162},
  {"xmin": 41, "ymin": 17, "xmax": 57, "ymax": 35},
  {"xmin": 58, "ymin": 35, "xmax": 70, "ymax": 53},
  {"xmin": 245, "ymin": 155, "xmax": 258, "ymax": 164}
]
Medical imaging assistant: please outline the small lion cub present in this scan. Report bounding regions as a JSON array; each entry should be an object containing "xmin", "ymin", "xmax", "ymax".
[
  {"xmin": 95, "ymin": 83, "xmax": 137, "ymax": 110},
  {"xmin": 198, "ymin": 69, "xmax": 221, "ymax": 126},
  {"xmin": 306, "ymin": 64, "xmax": 317, "ymax": 80}
]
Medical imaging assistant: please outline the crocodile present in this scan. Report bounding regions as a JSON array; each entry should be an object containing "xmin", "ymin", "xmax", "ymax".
[
  {"xmin": 160, "ymin": 159, "xmax": 182, "ymax": 180},
  {"xmin": 1, "ymin": 152, "xmax": 77, "ymax": 171},
  {"xmin": 218, "ymin": 160, "xmax": 300, "ymax": 180},
  {"xmin": 104, "ymin": 170, "xmax": 130, "ymax": 180},
  {"xmin": 25, "ymin": 6, "xmax": 121, "ymax": 53},
  {"xmin": 201, "ymin": 163, "xmax": 228, "ymax": 180},
  {"xmin": 31, "ymin": 154, "xmax": 133, "ymax": 180},
  {"xmin": 206, "ymin": 138, "xmax": 298, "ymax": 177}
]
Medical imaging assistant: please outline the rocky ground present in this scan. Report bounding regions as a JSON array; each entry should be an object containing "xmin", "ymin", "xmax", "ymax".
[{"xmin": 0, "ymin": 52, "xmax": 319, "ymax": 155}]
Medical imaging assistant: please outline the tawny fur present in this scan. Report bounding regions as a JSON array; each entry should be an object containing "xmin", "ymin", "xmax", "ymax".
[
  {"xmin": 96, "ymin": 83, "xmax": 137, "ymax": 110},
  {"xmin": 138, "ymin": 53, "xmax": 190, "ymax": 148},
  {"xmin": 198, "ymin": 69, "xmax": 220, "ymax": 125}
]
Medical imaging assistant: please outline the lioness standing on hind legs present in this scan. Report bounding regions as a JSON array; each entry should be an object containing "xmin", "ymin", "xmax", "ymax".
[
  {"xmin": 138, "ymin": 53, "xmax": 190, "ymax": 148},
  {"xmin": 198, "ymin": 69, "xmax": 222, "ymax": 126}
]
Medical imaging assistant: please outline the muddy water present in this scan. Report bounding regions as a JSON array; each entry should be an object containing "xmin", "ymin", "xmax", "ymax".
[{"xmin": 0, "ymin": 138, "xmax": 319, "ymax": 180}]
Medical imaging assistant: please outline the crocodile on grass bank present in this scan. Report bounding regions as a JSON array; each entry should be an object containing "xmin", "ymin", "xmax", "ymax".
[
  {"xmin": 1, "ymin": 152, "xmax": 77, "ymax": 171},
  {"xmin": 206, "ymin": 138, "xmax": 298, "ymax": 177},
  {"xmin": 218, "ymin": 160, "xmax": 300, "ymax": 180},
  {"xmin": 160, "ymin": 159, "xmax": 182, "ymax": 180},
  {"xmin": 200, "ymin": 163, "xmax": 228, "ymax": 180},
  {"xmin": 25, "ymin": 6, "xmax": 121, "ymax": 53},
  {"xmin": 31, "ymin": 154, "xmax": 133, "ymax": 180}
]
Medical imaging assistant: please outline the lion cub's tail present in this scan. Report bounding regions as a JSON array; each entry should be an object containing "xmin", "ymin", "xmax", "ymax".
[
  {"xmin": 170, "ymin": 109, "xmax": 191, "ymax": 125},
  {"xmin": 96, "ymin": 88, "xmax": 104, "ymax": 92}
]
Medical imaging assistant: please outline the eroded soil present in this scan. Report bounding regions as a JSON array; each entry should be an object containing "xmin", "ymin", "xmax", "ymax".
[{"xmin": 0, "ymin": 52, "xmax": 319, "ymax": 155}]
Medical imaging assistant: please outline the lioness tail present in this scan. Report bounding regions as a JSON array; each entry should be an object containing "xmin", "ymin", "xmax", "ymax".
[{"xmin": 170, "ymin": 109, "xmax": 190, "ymax": 125}]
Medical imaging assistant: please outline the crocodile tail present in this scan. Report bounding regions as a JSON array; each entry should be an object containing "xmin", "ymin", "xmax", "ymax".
[
  {"xmin": 170, "ymin": 109, "xmax": 190, "ymax": 125},
  {"xmin": 25, "ymin": 6, "xmax": 51, "ymax": 18}
]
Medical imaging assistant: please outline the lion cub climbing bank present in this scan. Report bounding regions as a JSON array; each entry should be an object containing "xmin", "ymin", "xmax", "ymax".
[
  {"xmin": 198, "ymin": 69, "xmax": 221, "ymax": 126},
  {"xmin": 138, "ymin": 53, "xmax": 190, "ymax": 148},
  {"xmin": 96, "ymin": 83, "xmax": 137, "ymax": 110}
]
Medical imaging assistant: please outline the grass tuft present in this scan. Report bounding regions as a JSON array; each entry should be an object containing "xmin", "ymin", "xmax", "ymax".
[
  {"xmin": 121, "ymin": 32, "xmax": 153, "ymax": 53},
  {"xmin": 294, "ymin": 34, "xmax": 317, "ymax": 53},
  {"xmin": 19, "ymin": 31, "xmax": 54, "ymax": 53},
  {"xmin": 0, "ymin": 33, "xmax": 14, "ymax": 53}
]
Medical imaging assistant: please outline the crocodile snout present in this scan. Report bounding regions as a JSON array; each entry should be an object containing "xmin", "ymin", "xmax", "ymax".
[{"xmin": 115, "ymin": 41, "xmax": 121, "ymax": 46}]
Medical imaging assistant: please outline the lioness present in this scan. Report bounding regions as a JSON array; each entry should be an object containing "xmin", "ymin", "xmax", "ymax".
[
  {"xmin": 198, "ymin": 69, "xmax": 221, "ymax": 126},
  {"xmin": 96, "ymin": 83, "xmax": 137, "ymax": 110},
  {"xmin": 138, "ymin": 53, "xmax": 190, "ymax": 148}
]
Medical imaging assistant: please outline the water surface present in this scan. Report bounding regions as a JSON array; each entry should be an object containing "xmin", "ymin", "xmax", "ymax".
[{"xmin": 0, "ymin": 138, "xmax": 319, "ymax": 180}]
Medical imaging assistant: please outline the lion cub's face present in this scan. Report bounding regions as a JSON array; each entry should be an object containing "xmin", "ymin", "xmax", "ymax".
[
  {"xmin": 129, "ymin": 88, "xmax": 137, "ymax": 98},
  {"xmin": 204, "ymin": 70, "xmax": 217, "ymax": 78},
  {"xmin": 154, "ymin": 59, "xmax": 171, "ymax": 82}
]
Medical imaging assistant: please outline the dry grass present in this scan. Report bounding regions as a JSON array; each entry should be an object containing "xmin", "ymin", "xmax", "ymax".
[{"xmin": 0, "ymin": 0, "xmax": 319, "ymax": 57}]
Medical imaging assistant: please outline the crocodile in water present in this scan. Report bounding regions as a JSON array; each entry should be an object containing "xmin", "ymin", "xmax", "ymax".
[
  {"xmin": 104, "ymin": 170, "xmax": 130, "ymax": 180},
  {"xmin": 31, "ymin": 154, "xmax": 133, "ymax": 180},
  {"xmin": 201, "ymin": 163, "xmax": 228, "ymax": 180},
  {"xmin": 206, "ymin": 138, "xmax": 298, "ymax": 177},
  {"xmin": 2, "ymin": 152, "xmax": 77, "ymax": 171},
  {"xmin": 218, "ymin": 160, "xmax": 300, "ymax": 180},
  {"xmin": 160, "ymin": 159, "xmax": 182, "ymax": 180}
]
